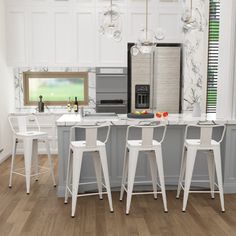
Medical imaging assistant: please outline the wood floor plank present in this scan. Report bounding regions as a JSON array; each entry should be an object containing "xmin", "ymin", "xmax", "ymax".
[{"xmin": 1, "ymin": 155, "xmax": 236, "ymax": 236}]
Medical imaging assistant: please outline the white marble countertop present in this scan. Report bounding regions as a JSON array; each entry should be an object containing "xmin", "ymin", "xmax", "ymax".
[
  {"xmin": 11, "ymin": 107, "xmax": 95, "ymax": 115},
  {"xmin": 56, "ymin": 113, "xmax": 229, "ymax": 126}
]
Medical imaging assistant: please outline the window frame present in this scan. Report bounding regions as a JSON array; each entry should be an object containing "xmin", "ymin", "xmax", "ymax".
[{"xmin": 23, "ymin": 71, "xmax": 89, "ymax": 106}]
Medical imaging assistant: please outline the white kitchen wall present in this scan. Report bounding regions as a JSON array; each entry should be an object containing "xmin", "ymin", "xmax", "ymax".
[
  {"xmin": 0, "ymin": 0, "xmax": 14, "ymax": 161},
  {"xmin": 217, "ymin": 0, "xmax": 236, "ymax": 119}
]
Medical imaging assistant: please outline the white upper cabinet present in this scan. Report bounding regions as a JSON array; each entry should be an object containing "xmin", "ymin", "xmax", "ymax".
[
  {"xmin": 29, "ymin": 8, "xmax": 52, "ymax": 65},
  {"xmin": 5, "ymin": 0, "xmax": 182, "ymax": 67},
  {"xmin": 77, "ymin": 9, "xmax": 96, "ymax": 66},
  {"xmin": 6, "ymin": 7, "xmax": 28, "ymax": 66},
  {"xmin": 97, "ymin": 10, "xmax": 127, "ymax": 67},
  {"xmin": 54, "ymin": 10, "xmax": 76, "ymax": 65}
]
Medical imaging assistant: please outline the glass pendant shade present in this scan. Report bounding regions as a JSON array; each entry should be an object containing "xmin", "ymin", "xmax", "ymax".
[
  {"xmin": 181, "ymin": 0, "xmax": 198, "ymax": 32},
  {"xmin": 99, "ymin": 1, "xmax": 122, "ymax": 42},
  {"xmin": 131, "ymin": 0, "xmax": 165, "ymax": 56}
]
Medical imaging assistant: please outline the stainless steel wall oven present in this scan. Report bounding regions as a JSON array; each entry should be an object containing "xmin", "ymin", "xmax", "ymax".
[{"xmin": 96, "ymin": 68, "xmax": 127, "ymax": 114}]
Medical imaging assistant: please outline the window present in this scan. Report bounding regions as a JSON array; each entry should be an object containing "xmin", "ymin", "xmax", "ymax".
[
  {"xmin": 206, "ymin": 0, "xmax": 220, "ymax": 113},
  {"xmin": 23, "ymin": 72, "xmax": 89, "ymax": 106}
]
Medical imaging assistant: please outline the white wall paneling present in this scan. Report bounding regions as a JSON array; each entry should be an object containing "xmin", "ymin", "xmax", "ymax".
[
  {"xmin": 217, "ymin": 0, "xmax": 236, "ymax": 119},
  {"xmin": 0, "ymin": 1, "xmax": 15, "ymax": 161}
]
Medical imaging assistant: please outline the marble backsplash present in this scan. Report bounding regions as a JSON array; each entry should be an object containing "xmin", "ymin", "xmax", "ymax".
[
  {"xmin": 14, "ymin": 67, "xmax": 96, "ymax": 113},
  {"xmin": 182, "ymin": 0, "xmax": 208, "ymax": 112}
]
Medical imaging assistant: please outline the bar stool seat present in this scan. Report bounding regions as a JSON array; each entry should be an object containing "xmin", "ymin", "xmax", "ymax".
[
  {"xmin": 127, "ymin": 140, "xmax": 160, "ymax": 148},
  {"xmin": 64, "ymin": 124, "xmax": 113, "ymax": 218},
  {"xmin": 8, "ymin": 115, "xmax": 56, "ymax": 194},
  {"xmin": 185, "ymin": 139, "xmax": 219, "ymax": 147},
  {"xmin": 120, "ymin": 122, "xmax": 168, "ymax": 215},
  {"xmin": 176, "ymin": 123, "xmax": 226, "ymax": 212},
  {"xmin": 71, "ymin": 140, "xmax": 105, "ymax": 148},
  {"xmin": 15, "ymin": 131, "xmax": 47, "ymax": 138}
]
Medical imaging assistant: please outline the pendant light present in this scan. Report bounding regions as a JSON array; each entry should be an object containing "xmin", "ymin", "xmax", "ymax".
[
  {"xmin": 131, "ymin": 0, "xmax": 165, "ymax": 56},
  {"xmin": 181, "ymin": 0, "xmax": 198, "ymax": 32},
  {"xmin": 99, "ymin": 0, "xmax": 122, "ymax": 42}
]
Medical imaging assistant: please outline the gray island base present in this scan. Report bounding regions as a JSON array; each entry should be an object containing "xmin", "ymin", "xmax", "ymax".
[{"xmin": 56, "ymin": 114, "xmax": 236, "ymax": 197}]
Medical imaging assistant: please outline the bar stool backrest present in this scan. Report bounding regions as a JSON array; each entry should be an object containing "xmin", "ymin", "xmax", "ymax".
[
  {"xmin": 142, "ymin": 127, "xmax": 154, "ymax": 146},
  {"xmin": 185, "ymin": 123, "xmax": 226, "ymax": 146},
  {"xmin": 200, "ymin": 126, "xmax": 212, "ymax": 146},
  {"xmin": 70, "ymin": 124, "xmax": 111, "ymax": 148},
  {"xmin": 8, "ymin": 115, "xmax": 40, "ymax": 135},
  {"xmin": 85, "ymin": 127, "xmax": 97, "ymax": 147},
  {"xmin": 126, "ymin": 122, "xmax": 167, "ymax": 148}
]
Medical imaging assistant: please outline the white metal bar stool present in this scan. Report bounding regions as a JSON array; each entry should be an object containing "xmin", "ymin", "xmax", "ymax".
[
  {"xmin": 64, "ymin": 124, "xmax": 113, "ymax": 218},
  {"xmin": 176, "ymin": 122, "xmax": 226, "ymax": 212},
  {"xmin": 120, "ymin": 122, "xmax": 168, "ymax": 214},
  {"xmin": 8, "ymin": 115, "xmax": 56, "ymax": 194}
]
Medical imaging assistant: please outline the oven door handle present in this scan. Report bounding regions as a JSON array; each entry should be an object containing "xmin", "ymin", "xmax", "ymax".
[
  {"xmin": 97, "ymin": 104, "xmax": 127, "ymax": 107},
  {"xmin": 96, "ymin": 75, "xmax": 126, "ymax": 78}
]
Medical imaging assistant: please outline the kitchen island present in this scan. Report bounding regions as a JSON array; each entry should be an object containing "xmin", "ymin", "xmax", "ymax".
[{"xmin": 56, "ymin": 113, "xmax": 236, "ymax": 197}]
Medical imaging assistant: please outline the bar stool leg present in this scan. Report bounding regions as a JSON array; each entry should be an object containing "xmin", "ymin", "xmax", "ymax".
[
  {"xmin": 120, "ymin": 148, "xmax": 129, "ymax": 201},
  {"xmin": 126, "ymin": 148, "xmax": 138, "ymax": 215},
  {"xmin": 148, "ymin": 151, "xmax": 158, "ymax": 199},
  {"xmin": 65, "ymin": 149, "xmax": 72, "ymax": 204},
  {"xmin": 32, "ymin": 140, "xmax": 39, "ymax": 181},
  {"xmin": 177, "ymin": 146, "xmax": 187, "ymax": 199},
  {"xmin": 9, "ymin": 137, "xmax": 17, "ymax": 188},
  {"xmin": 213, "ymin": 146, "xmax": 225, "ymax": 212},
  {"xmin": 23, "ymin": 138, "xmax": 33, "ymax": 194},
  {"xmin": 45, "ymin": 139, "xmax": 56, "ymax": 187},
  {"xmin": 93, "ymin": 152, "xmax": 103, "ymax": 200},
  {"xmin": 155, "ymin": 148, "xmax": 168, "ymax": 212},
  {"xmin": 182, "ymin": 147, "xmax": 197, "ymax": 212},
  {"xmin": 207, "ymin": 151, "xmax": 215, "ymax": 199},
  {"xmin": 99, "ymin": 147, "xmax": 114, "ymax": 213},
  {"xmin": 71, "ymin": 150, "xmax": 83, "ymax": 218}
]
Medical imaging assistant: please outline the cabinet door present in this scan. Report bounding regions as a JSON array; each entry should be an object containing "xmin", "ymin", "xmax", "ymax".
[
  {"xmin": 76, "ymin": 10, "xmax": 96, "ymax": 66},
  {"xmin": 54, "ymin": 10, "xmax": 76, "ymax": 65},
  {"xmin": 29, "ymin": 8, "xmax": 53, "ymax": 65},
  {"xmin": 6, "ymin": 7, "xmax": 28, "ymax": 66},
  {"xmin": 96, "ymin": 10, "xmax": 127, "ymax": 67}
]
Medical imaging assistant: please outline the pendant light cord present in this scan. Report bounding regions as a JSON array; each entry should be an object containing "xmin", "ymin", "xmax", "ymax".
[
  {"xmin": 190, "ymin": 0, "xmax": 193, "ymax": 19},
  {"xmin": 145, "ymin": 0, "xmax": 148, "ymax": 40},
  {"xmin": 110, "ymin": 0, "xmax": 113, "ymax": 24}
]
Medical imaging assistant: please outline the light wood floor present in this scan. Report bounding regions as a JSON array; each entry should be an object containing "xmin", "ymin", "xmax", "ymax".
[{"xmin": 0, "ymin": 156, "xmax": 236, "ymax": 236}]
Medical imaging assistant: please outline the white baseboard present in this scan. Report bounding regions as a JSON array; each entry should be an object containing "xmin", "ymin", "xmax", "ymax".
[{"xmin": 0, "ymin": 152, "xmax": 11, "ymax": 164}]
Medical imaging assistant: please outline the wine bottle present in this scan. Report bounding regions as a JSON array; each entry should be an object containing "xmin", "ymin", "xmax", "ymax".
[
  {"xmin": 67, "ymin": 97, "xmax": 72, "ymax": 112},
  {"xmin": 74, "ymin": 97, "xmax": 78, "ymax": 112},
  {"xmin": 38, "ymin": 95, "xmax": 44, "ymax": 112}
]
